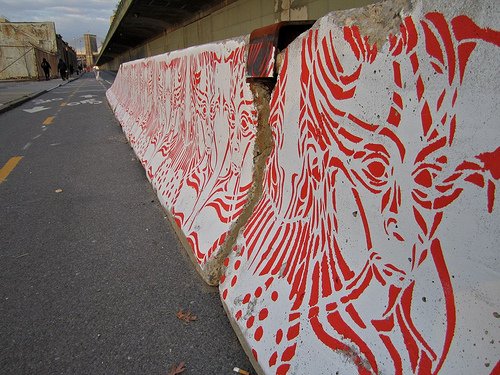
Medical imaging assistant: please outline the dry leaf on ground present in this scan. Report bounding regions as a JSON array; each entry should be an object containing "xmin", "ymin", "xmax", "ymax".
[
  {"xmin": 177, "ymin": 308, "xmax": 197, "ymax": 322},
  {"xmin": 167, "ymin": 360, "xmax": 186, "ymax": 375}
]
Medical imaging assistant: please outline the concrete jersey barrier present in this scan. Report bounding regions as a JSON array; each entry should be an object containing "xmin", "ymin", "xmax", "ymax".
[
  {"xmin": 107, "ymin": 37, "xmax": 258, "ymax": 285},
  {"xmin": 107, "ymin": 0, "xmax": 500, "ymax": 373},
  {"xmin": 220, "ymin": 0, "xmax": 500, "ymax": 374}
]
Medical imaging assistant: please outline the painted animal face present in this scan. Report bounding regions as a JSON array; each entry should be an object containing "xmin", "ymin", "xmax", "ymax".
[{"xmin": 222, "ymin": 13, "xmax": 500, "ymax": 375}]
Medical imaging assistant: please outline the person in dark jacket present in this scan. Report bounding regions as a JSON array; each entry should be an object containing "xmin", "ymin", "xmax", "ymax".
[
  {"xmin": 57, "ymin": 59, "xmax": 67, "ymax": 80},
  {"xmin": 41, "ymin": 58, "xmax": 51, "ymax": 80}
]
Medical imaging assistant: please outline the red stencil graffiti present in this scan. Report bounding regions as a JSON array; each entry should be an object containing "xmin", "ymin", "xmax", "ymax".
[
  {"xmin": 223, "ymin": 13, "xmax": 500, "ymax": 375},
  {"xmin": 108, "ymin": 45, "xmax": 257, "ymax": 265}
]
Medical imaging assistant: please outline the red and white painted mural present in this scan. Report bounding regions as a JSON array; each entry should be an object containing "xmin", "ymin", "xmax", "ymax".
[
  {"xmin": 221, "ymin": 2, "xmax": 500, "ymax": 374},
  {"xmin": 107, "ymin": 39, "xmax": 258, "ymax": 270}
]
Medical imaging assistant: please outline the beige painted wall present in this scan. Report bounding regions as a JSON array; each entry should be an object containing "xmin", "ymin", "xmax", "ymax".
[
  {"xmin": 0, "ymin": 22, "xmax": 58, "ymax": 53},
  {"xmin": 0, "ymin": 22, "xmax": 58, "ymax": 80}
]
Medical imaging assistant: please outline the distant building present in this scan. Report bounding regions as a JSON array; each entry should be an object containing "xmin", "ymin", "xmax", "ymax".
[
  {"xmin": 0, "ymin": 20, "xmax": 78, "ymax": 80},
  {"xmin": 75, "ymin": 34, "xmax": 100, "ymax": 71},
  {"xmin": 84, "ymin": 34, "xmax": 99, "ymax": 69}
]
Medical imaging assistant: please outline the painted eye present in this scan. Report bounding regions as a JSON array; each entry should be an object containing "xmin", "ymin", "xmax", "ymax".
[
  {"xmin": 414, "ymin": 169, "xmax": 433, "ymax": 188},
  {"xmin": 367, "ymin": 161, "xmax": 386, "ymax": 179},
  {"xmin": 354, "ymin": 154, "xmax": 390, "ymax": 193},
  {"xmin": 362, "ymin": 158, "xmax": 388, "ymax": 186}
]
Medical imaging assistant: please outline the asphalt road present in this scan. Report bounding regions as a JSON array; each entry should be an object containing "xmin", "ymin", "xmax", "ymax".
[{"xmin": 0, "ymin": 72, "xmax": 253, "ymax": 375}]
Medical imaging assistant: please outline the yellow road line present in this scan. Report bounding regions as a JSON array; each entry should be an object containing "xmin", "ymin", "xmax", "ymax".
[
  {"xmin": 0, "ymin": 157, "xmax": 23, "ymax": 184},
  {"xmin": 60, "ymin": 102, "xmax": 67, "ymax": 107},
  {"xmin": 43, "ymin": 117, "xmax": 54, "ymax": 124}
]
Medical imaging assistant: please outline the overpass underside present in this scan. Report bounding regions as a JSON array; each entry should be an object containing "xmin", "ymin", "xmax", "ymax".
[{"xmin": 96, "ymin": 0, "xmax": 377, "ymax": 71}]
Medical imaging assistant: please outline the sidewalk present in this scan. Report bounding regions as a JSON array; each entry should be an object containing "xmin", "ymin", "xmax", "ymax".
[{"xmin": 0, "ymin": 74, "xmax": 82, "ymax": 114}]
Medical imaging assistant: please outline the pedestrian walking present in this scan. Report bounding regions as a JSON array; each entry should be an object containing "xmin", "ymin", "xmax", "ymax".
[
  {"xmin": 58, "ymin": 59, "xmax": 67, "ymax": 80},
  {"xmin": 41, "ymin": 58, "xmax": 51, "ymax": 80}
]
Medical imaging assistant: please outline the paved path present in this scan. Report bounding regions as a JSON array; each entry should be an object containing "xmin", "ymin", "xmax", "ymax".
[{"xmin": 0, "ymin": 72, "xmax": 253, "ymax": 374}]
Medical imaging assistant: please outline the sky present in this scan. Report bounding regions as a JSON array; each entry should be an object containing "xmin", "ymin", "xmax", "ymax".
[{"xmin": 0, "ymin": 0, "xmax": 118, "ymax": 50}]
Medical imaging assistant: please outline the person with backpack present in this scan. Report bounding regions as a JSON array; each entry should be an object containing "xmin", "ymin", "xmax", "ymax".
[
  {"xmin": 57, "ymin": 59, "xmax": 67, "ymax": 80},
  {"xmin": 41, "ymin": 58, "xmax": 51, "ymax": 80}
]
